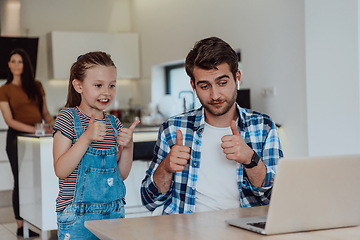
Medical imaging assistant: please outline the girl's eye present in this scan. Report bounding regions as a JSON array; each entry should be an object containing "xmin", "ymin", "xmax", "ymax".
[
  {"xmin": 110, "ymin": 84, "xmax": 116, "ymax": 88},
  {"xmin": 95, "ymin": 84, "xmax": 102, "ymax": 88}
]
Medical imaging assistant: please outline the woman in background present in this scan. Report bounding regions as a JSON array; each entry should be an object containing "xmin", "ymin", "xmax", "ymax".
[{"xmin": 0, "ymin": 48, "xmax": 52, "ymax": 237}]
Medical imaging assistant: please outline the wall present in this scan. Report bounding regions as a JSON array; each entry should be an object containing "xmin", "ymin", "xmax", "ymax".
[
  {"xmin": 305, "ymin": 0, "xmax": 360, "ymax": 156},
  {"xmin": 5, "ymin": 0, "xmax": 360, "ymax": 158},
  {"xmin": 18, "ymin": 0, "xmax": 135, "ymax": 116},
  {"xmin": 131, "ymin": 0, "xmax": 308, "ymax": 157},
  {"xmin": 0, "ymin": 0, "xmax": 21, "ymax": 36}
]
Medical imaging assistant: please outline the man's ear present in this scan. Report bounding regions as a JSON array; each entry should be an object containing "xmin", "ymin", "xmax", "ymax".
[
  {"xmin": 72, "ymin": 79, "xmax": 82, "ymax": 94},
  {"xmin": 236, "ymin": 70, "xmax": 242, "ymax": 90},
  {"xmin": 190, "ymin": 79, "xmax": 195, "ymax": 90}
]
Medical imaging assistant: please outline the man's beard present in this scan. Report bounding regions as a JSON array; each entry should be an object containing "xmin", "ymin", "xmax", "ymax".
[{"xmin": 199, "ymin": 89, "xmax": 237, "ymax": 117}]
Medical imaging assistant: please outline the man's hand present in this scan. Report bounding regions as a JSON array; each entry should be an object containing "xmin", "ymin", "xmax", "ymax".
[
  {"xmin": 153, "ymin": 130, "xmax": 191, "ymax": 193},
  {"xmin": 163, "ymin": 130, "xmax": 191, "ymax": 173},
  {"xmin": 221, "ymin": 120, "xmax": 253, "ymax": 164}
]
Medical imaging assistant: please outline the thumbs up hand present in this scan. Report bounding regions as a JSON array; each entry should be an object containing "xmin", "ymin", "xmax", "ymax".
[
  {"xmin": 163, "ymin": 130, "xmax": 191, "ymax": 173},
  {"xmin": 86, "ymin": 114, "xmax": 107, "ymax": 142},
  {"xmin": 117, "ymin": 120, "xmax": 140, "ymax": 148},
  {"xmin": 221, "ymin": 120, "xmax": 253, "ymax": 164}
]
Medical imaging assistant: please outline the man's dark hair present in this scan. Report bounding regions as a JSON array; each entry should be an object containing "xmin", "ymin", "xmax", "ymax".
[{"xmin": 185, "ymin": 37, "xmax": 239, "ymax": 81}]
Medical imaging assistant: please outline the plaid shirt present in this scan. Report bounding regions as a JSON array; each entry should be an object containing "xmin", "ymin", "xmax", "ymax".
[{"xmin": 141, "ymin": 104, "xmax": 283, "ymax": 214}]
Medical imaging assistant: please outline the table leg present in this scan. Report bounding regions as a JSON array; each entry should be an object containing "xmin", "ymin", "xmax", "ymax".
[{"xmin": 23, "ymin": 220, "xmax": 29, "ymax": 238}]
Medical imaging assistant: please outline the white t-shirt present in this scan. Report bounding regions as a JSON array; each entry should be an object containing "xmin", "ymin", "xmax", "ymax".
[{"xmin": 195, "ymin": 122, "xmax": 240, "ymax": 212}]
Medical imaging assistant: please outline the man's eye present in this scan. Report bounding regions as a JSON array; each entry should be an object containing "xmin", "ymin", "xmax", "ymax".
[
  {"xmin": 219, "ymin": 81, "xmax": 227, "ymax": 86},
  {"xmin": 199, "ymin": 84, "xmax": 209, "ymax": 90}
]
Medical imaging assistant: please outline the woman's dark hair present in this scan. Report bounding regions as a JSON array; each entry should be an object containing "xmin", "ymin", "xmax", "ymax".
[
  {"xmin": 65, "ymin": 51, "xmax": 116, "ymax": 107},
  {"xmin": 185, "ymin": 37, "xmax": 239, "ymax": 81},
  {"xmin": 7, "ymin": 48, "xmax": 43, "ymax": 113}
]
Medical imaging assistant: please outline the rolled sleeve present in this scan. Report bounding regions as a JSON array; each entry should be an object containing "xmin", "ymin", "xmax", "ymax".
[
  {"xmin": 140, "ymin": 170, "xmax": 172, "ymax": 211},
  {"xmin": 140, "ymin": 127, "xmax": 174, "ymax": 212},
  {"xmin": 240, "ymin": 122, "xmax": 282, "ymax": 207}
]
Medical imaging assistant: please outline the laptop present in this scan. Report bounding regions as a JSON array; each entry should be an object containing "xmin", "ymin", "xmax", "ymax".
[{"xmin": 226, "ymin": 155, "xmax": 360, "ymax": 235}]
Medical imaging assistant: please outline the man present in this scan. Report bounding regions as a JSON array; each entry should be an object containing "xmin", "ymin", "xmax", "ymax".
[{"xmin": 141, "ymin": 37, "xmax": 283, "ymax": 214}]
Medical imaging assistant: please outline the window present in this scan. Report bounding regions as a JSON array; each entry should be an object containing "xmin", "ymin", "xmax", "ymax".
[{"xmin": 164, "ymin": 63, "xmax": 200, "ymax": 112}]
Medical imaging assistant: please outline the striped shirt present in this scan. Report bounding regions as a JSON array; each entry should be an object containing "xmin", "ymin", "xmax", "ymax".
[
  {"xmin": 53, "ymin": 107, "xmax": 123, "ymax": 211},
  {"xmin": 141, "ymin": 104, "xmax": 283, "ymax": 214}
]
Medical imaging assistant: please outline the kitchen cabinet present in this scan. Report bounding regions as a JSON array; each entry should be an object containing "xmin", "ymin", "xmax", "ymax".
[
  {"xmin": 0, "ymin": 130, "xmax": 12, "ymax": 191},
  {"xmin": 0, "ymin": 161, "xmax": 12, "ymax": 191},
  {"xmin": 48, "ymin": 31, "xmax": 140, "ymax": 79},
  {"xmin": 125, "ymin": 128, "xmax": 157, "ymax": 217},
  {"xmin": 0, "ymin": 118, "xmax": 13, "ymax": 191},
  {"xmin": 124, "ymin": 160, "xmax": 152, "ymax": 218}
]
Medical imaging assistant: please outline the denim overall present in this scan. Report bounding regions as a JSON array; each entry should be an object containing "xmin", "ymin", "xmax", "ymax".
[{"xmin": 57, "ymin": 109, "xmax": 126, "ymax": 240}]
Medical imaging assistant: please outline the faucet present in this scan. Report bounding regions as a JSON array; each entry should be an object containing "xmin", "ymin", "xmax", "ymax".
[{"xmin": 178, "ymin": 90, "xmax": 195, "ymax": 112}]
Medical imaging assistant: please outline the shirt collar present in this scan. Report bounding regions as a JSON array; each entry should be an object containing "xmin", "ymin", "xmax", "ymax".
[{"xmin": 194, "ymin": 103, "xmax": 243, "ymax": 134}]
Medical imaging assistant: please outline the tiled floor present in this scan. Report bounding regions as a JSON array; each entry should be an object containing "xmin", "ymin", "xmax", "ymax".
[{"xmin": 0, "ymin": 191, "xmax": 57, "ymax": 240}]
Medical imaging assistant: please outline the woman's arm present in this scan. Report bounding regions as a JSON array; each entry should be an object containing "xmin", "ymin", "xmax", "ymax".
[{"xmin": 0, "ymin": 101, "xmax": 35, "ymax": 133}]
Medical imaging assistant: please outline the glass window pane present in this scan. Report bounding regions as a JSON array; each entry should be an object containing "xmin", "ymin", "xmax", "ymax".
[{"xmin": 168, "ymin": 66, "xmax": 201, "ymax": 111}]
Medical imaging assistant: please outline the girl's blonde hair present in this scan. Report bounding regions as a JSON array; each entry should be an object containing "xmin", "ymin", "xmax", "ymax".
[{"xmin": 65, "ymin": 51, "xmax": 116, "ymax": 107}]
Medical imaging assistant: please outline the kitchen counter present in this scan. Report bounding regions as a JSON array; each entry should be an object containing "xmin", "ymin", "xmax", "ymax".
[
  {"xmin": 19, "ymin": 124, "xmax": 160, "ymax": 142},
  {"xmin": 127, "ymin": 124, "xmax": 160, "ymax": 132},
  {"xmin": 19, "ymin": 128, "xmax": 158, "ymax": 162},
  {"xmin": 18, "ymin": 135, "xmax": 57, "ymax": 239}
]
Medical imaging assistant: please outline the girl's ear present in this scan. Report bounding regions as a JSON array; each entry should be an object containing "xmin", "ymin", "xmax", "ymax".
[{"xmin": 72, "ymin": 79, "xmax": 82, "ymax": 94}]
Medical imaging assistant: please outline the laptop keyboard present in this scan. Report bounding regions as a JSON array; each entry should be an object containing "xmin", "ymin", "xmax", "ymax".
[{"xmin": 248, "ymin": 221, "xmax": 266, "ymax": 229}]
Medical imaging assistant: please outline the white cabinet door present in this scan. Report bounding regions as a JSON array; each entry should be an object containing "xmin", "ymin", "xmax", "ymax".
[
  {"xmin": 0, "ymin": 131, "xmax": 12, "ymax": 191},
  {"xmin": 48, "ymin": 31, "xmax": 140, "ymax": 79},
  {"xmin": 0, "ymin": 162, "xmax": 12, "ymax": 191},
  {"xmin": 124, "ymin": 160, "xmax": 152, "ymax": 218}
]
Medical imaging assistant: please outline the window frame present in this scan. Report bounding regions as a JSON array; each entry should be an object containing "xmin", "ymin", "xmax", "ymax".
[{"xmin": 164, "ymin": 63, "xmax": 185, "ymax": 94}]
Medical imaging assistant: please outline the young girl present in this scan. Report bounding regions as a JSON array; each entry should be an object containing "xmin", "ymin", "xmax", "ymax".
[{"xmin": 53, "ymin": 51, "xmax": 139, "ymax": 240}]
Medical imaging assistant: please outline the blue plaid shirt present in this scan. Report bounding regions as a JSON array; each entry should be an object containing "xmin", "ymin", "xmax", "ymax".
[{"xmin": 141, "ymin": 104, "xmax": 283, "ymax": 214}]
